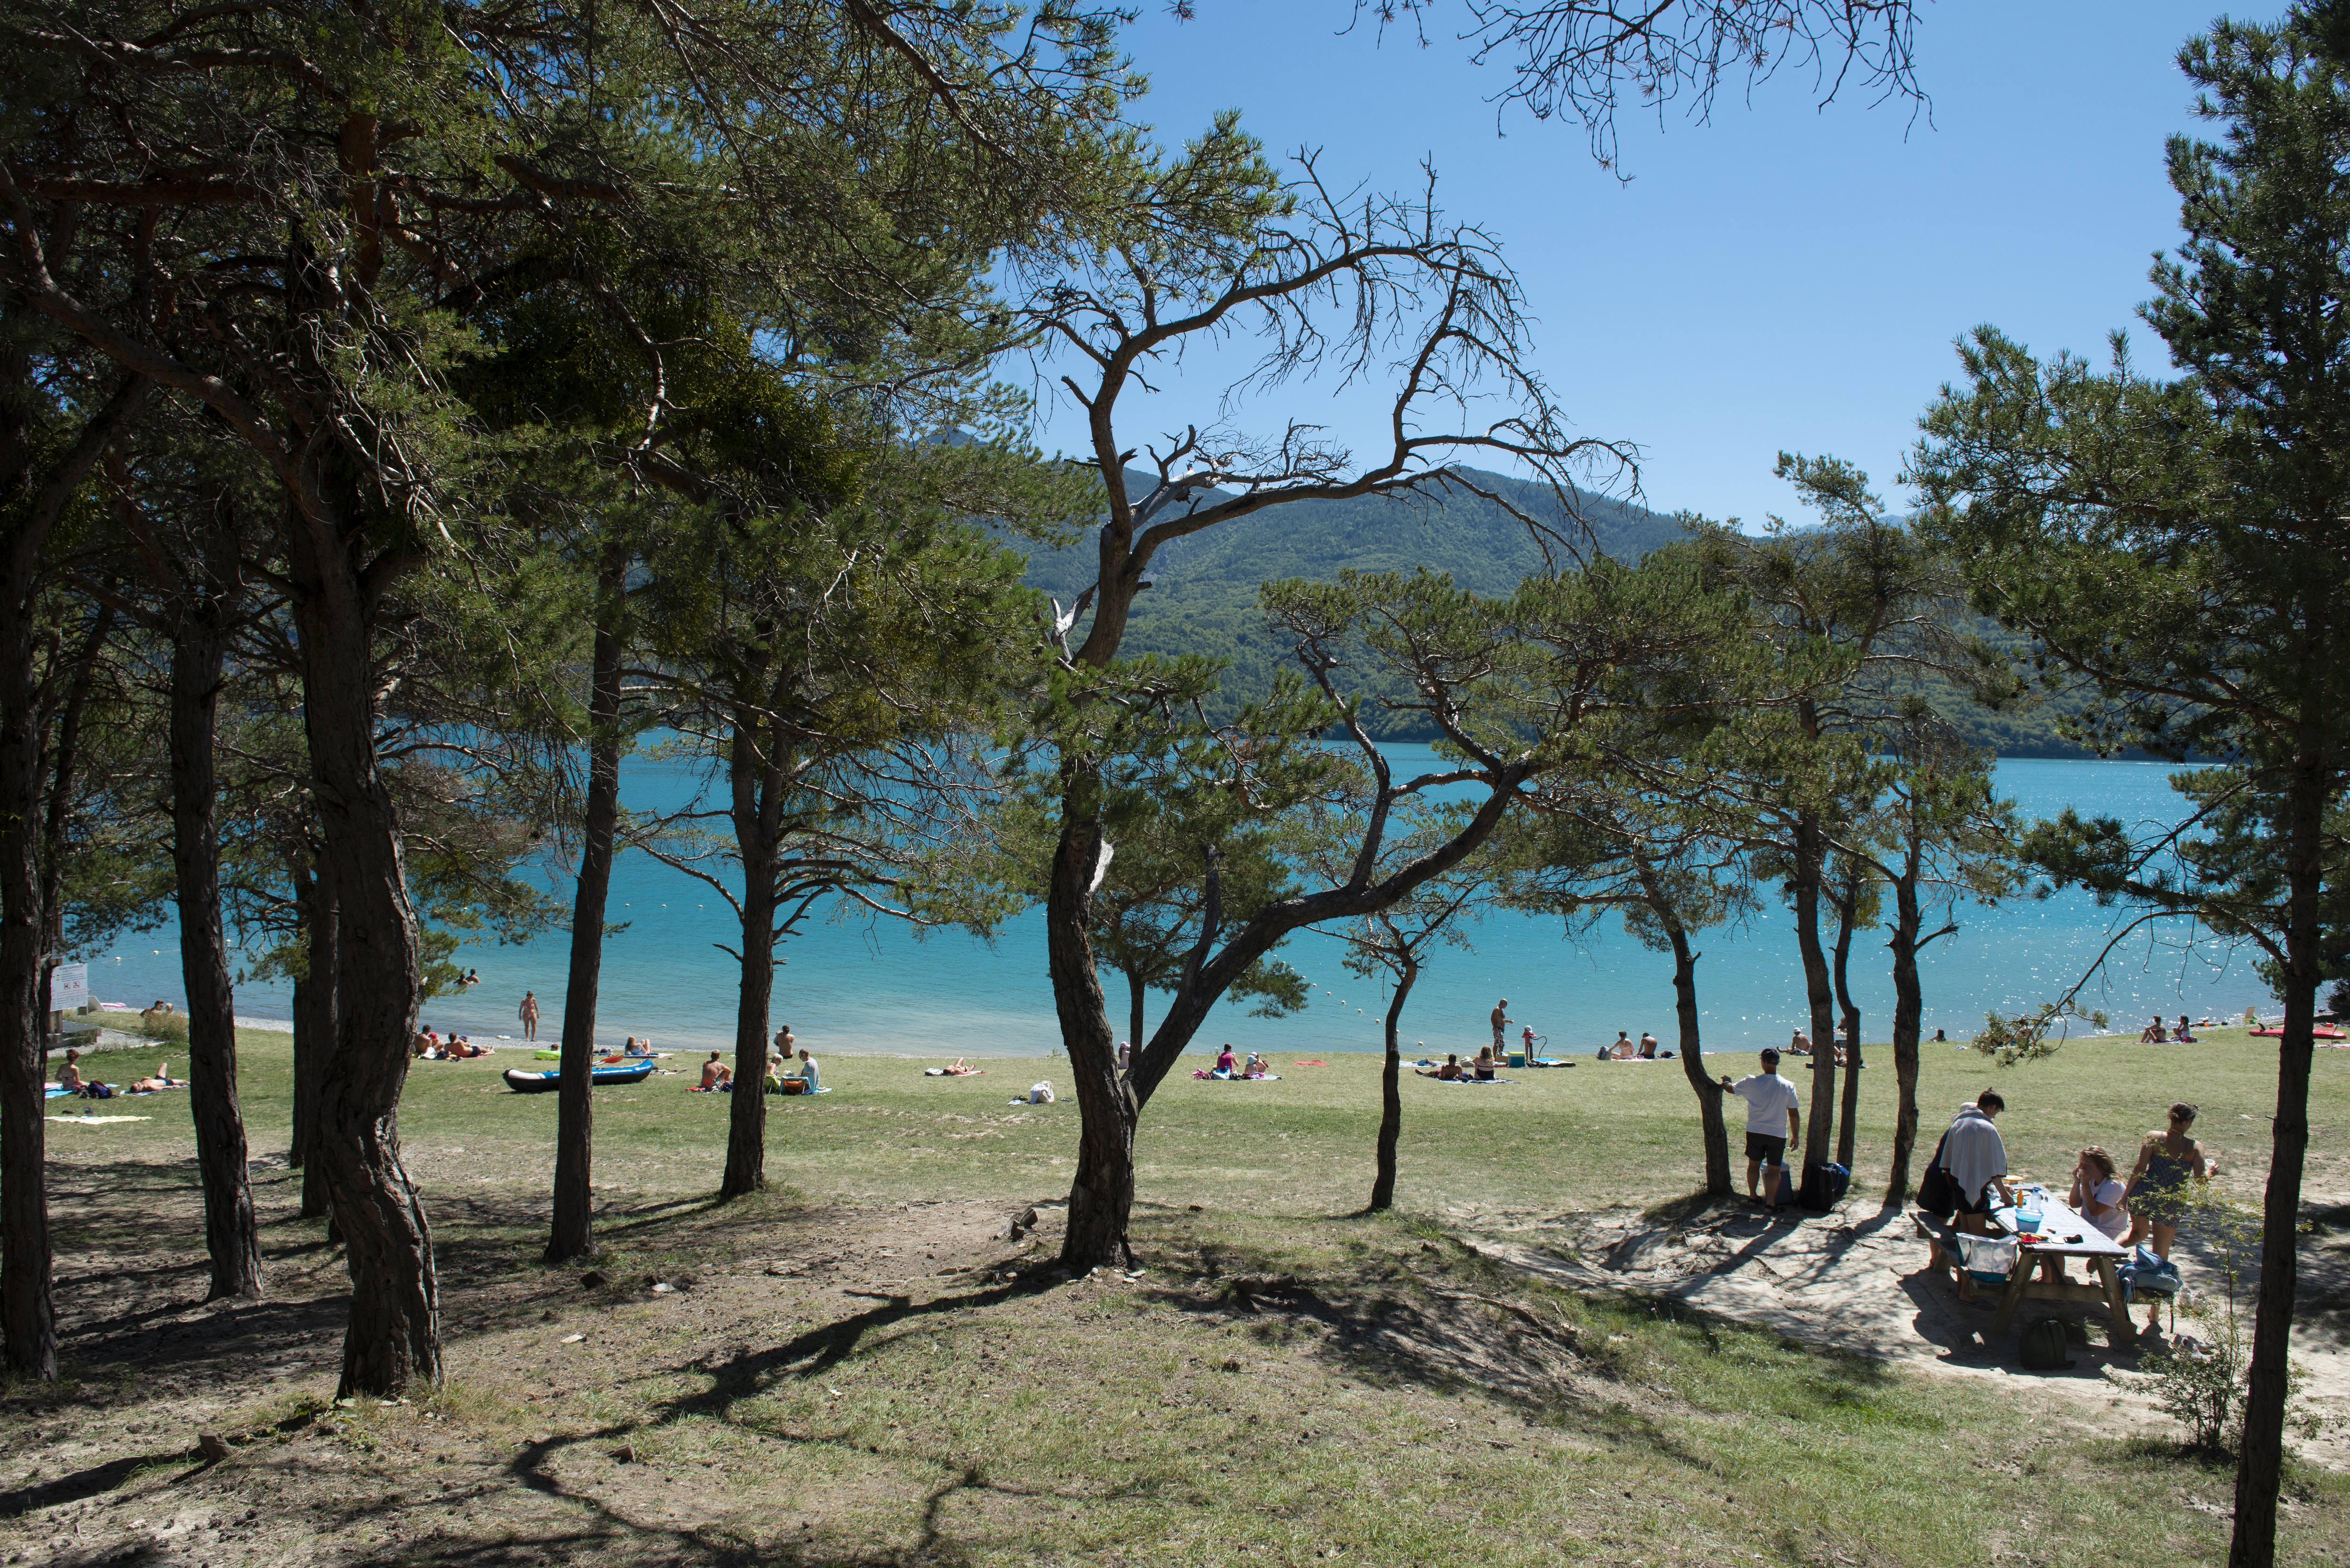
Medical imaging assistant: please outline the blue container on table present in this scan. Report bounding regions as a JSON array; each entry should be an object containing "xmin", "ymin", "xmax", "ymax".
[{"xmin": 2014, "ymin": 1208, "xmax": 2044, "ymax": 1232}]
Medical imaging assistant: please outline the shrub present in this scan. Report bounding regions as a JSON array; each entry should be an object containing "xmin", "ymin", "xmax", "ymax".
[
  {"xmin": 2138, "ymin": 1193, "xmax": 2307, "ymax": 1453},
  {"xmin": 130, "ymin": 1011, "xmax": 190, "ymax": 1045}
]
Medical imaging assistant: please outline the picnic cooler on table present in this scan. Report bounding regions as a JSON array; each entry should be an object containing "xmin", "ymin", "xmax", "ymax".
[{"xmin": 1954, "ymin": 1232, "xmax": 2019, "ymax": 1284}]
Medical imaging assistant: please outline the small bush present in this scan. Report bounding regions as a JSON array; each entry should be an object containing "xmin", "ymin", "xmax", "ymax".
[
  {"xmin": 131, "ymin": 1011, "xmax": 190, "ymax": 1044},
  {"xmin": 2140, "ymin": 1193, "xmax": 2307, "ymax": 1453}
]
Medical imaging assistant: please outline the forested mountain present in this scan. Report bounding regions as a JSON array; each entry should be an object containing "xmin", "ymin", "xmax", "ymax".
[{"xmin": 1012, "ymin": 466, "xmax": 2124, "ymax": 758}]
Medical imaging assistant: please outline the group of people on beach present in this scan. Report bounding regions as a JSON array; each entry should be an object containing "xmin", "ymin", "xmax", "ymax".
[
  {"xmin": 1721, "ymin": 1042, "xmax": 2216, "ymax": 1338},
  {"xmin": 52, "ymin": 1047, "xmax": 183, "ymax": 1098}
]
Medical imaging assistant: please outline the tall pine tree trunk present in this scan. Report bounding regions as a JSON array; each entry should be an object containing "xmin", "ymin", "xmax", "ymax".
[
  {"xmin": 2229, "ymin": 759, "xmax": 2324, "ymax": 1568},
  {"xmin": 286, "ymin": 508, "xmax": 436, "ymax": 1398},
  {"xmin": 37, "ymin": 607, "xmax": 113, "ymax": 1063},
  {"xmin": 1883, "ymin": 876, "xmax": 1925, "ymax": 1209},
  {"xmin": 1049, "ymin": 768, "xmax": 1135, "ymax": 1269},
  {"xmin": 291, "ymin": 845, "xmax": 337, "ymax": 1220},
  {"xmin": 1125, "ymin": 969, "xmax": 1147, "ymax": 1062},
  {"xmin": 0, "ymin": 592, "xmax": 54, "ymax": 1378},
  {"xmin": 1635, "ymin": 858, "xmax": 1730, "ymax": 1197},
  {"xmin": 169, "ymin": 601, "xmax": 262, "ymax": 1299},
  {"xmin": 719, "ymin": 710, "xmax": 782, "ymax": 1200},
  {"xmin": 1830, "ymin": 870, "xmax": 1863, "ymax": 1173},
  {"xmin": 1793, "ymin": 810, "xmax": 1838, "ymax": 1170},
  {"xmin": 0, "ymin": 368, "xmax": 148, "ymax": 1378},
  {"xmin": 1368, "ymin": 953, "xmax": 1415, "ymax": 1211},
  {"xmin": 549, "ymin": 563, "xmax": 625, "ymax": 1259}
]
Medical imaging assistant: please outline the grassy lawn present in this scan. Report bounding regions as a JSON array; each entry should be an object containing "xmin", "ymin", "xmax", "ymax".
[
  {"xmin": 54, "ymin": 1024, "xmax": 2349, "ymax": 1217},
  {"xmin": 17, "ymin": 1026, "xmax": 2348, "ymax": 1566}
]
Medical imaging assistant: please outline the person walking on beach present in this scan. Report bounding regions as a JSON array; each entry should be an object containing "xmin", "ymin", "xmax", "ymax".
[
  {"xmin": 1490, "ymin": 998, "xmax": 1510, "ymax": 1055},
  {"xmin": 518, "ymin": 990, "xmax": 540, "ymax": 1043},
  {"xmin": 1722, "ymin": 1049, "xmax": 1801, "ymax": 1205}
]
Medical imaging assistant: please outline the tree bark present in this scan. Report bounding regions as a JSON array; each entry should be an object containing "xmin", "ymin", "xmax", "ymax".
[
  {"xmin": 168, "ymin": 581, "xmax": 263, "ymax": 1300},
  {"xmin": 2228, "ymin": 759, "xmax": 2323, "ymax": 1568},
  {"xmin": 1050, "ymin": 768, "xmax": 1136, "ymax": 1269},
  {"xmin": 1368, "ymin": 952, "xmax": 1415, "ymax": 1212},
  {"xmin": 548, "ymin": 555, "xmax": 626, "ymax": 1259},
  {"xmin": 37, "ymin": 606, "xmax": 113, "ymax": 1061},
  {"xmin": 719, "ymin": 708, "xmax": 783, "ymax": 1200},
  {"xmin": 1636, "ymin": 858, "xmax": 1730, "ymax": 1196},
  {"xmin": 291, "ymin": 845, "xmax": 337, "ymax": 1220},
  {"xmin": 1125, "ymin": 968, "xmax": 1147, "ymax": 1062},
  {"xmin": 0, "ymin": 367, "xmax": 149, "ymax": 1378},
  {"xmin": 286, "ymin": 507, "xmax": 436, "ymax": 1398},
  {"xmin": 1830, "ymin": 870, "xmax": 1863, "ymax": 1172},
  {"xmin": 1883, "ymin": 876, "xmax": 1925, "ymax": 1209},
  {"xmin": 1793, "ymin": 809, "xmax": 1838, "ymax": 1169},
  {"xmin": 0, "ymin": 610, "xmax": 54, "ymax": 1379}
]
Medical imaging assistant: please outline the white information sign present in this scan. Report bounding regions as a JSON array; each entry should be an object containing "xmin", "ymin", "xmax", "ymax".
[{"xmin": 49, "ymin": 962, "xmax": 88, "ymax": 1012}]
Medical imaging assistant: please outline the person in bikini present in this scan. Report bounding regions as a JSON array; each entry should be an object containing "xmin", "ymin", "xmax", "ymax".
[
  {"xmin": 2123, "ymin": 1101, "xmax": 2217, "ymax": 1334},
  {"xmin": 1471, "ymin": 1047, "xmax": 1498, "ymax": 1081}
]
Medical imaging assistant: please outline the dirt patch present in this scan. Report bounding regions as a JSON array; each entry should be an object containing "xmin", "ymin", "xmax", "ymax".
[{"xmin": 1457, "ymin": 1189, "xmax": 2350, "ymax": 1466}]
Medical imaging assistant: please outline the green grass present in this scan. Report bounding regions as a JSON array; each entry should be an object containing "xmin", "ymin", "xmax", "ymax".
[
  {"xmin": 50, "ymin": 1025, "xmax": 2346, "ymax": 1219},
  {"xmin": 24, "ymin": 1026, "xmax": 2350, "ymax": 1566}
]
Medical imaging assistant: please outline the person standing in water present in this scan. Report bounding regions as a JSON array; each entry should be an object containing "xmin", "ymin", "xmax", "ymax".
[{"xmin": 518, "ymin": 990, "xmax": 541, "ymax": 1043}]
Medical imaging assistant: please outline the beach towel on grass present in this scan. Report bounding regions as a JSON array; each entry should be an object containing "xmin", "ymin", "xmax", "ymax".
[{"xmin": 47, "ymin": 1115, "xmax": 150, "ymax": 1124}]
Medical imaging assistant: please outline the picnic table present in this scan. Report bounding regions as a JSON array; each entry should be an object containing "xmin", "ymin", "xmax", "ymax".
[{"xmin": 1922, "ymin": 1189, "xmax": 2135, "ymax": 1347}]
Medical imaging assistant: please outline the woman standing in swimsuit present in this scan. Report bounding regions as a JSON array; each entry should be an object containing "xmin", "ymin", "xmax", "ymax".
[{"xmin": 2122, "ymin": 1101, "xmax": 2217, "ymax": 1329}]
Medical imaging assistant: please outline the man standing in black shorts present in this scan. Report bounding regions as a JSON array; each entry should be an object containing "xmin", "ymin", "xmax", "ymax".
[{"xmin": 1722, "ymin": 1048, "xmax": 1802, "ymax": 1206}]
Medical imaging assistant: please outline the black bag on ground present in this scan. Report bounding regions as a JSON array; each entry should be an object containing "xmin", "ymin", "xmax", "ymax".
[
  {"xmin": 1796, "ymin": 1160, "xmax": 1850, "ymax": 1211},
  {"xmin": 1915, "ymin": 1130, "xmax": 1957, "ymax": 1220},
  {"xmin": 2018, "ymin": 1317, "xmax": 2074, "ymax": 1372}
]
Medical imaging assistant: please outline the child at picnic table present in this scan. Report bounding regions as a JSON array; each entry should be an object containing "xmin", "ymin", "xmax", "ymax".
[{"xmin": 2068, "ymin": 1146, "xmax": 2131, "ymax": 1242}]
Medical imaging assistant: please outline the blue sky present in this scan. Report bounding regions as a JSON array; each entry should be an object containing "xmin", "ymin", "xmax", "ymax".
[{"xmin": 1027, "ymin": 1, "xmax": 2234, "ymax": 525}]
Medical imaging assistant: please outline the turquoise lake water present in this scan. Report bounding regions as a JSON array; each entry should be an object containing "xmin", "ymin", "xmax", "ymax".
[{"xmin": 88, "ymin": 753, "xmax": 2271, "ymax": 1059}]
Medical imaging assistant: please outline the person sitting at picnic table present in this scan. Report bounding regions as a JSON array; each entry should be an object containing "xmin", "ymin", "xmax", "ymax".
[
  {"xmin": 1416, "ymin": 1054, "xmax": 1465, "ymax": 1081},
  {"xmin": 1471, "ymin": 1047, "xmax": 1498, "ymax": 1081},
  {"xmin": 1942, "ymin": 1089, "xmax": 2013, "ymax": 1235},
  {"xmin": 2122, "ymin": 1101, "xmax": 2217, "ymax": 1331},
  {"xmin": 2138, "ymin": 1014, "xmax": 2167, "ymax": 1043},
  {"xmin": 2067, "ymin": 1146, "xmax": 2131, "ymax": 1242},
  {"xmin": 698, "ymin": 1051, "xmax": 732, "ymax": 1090}
]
